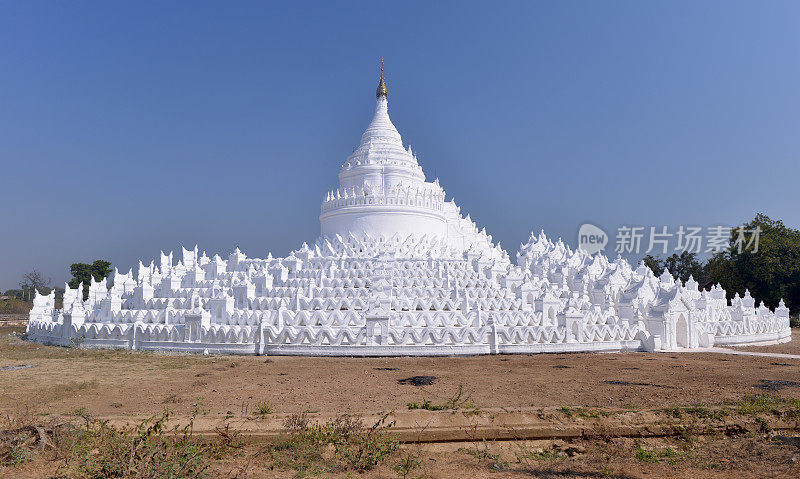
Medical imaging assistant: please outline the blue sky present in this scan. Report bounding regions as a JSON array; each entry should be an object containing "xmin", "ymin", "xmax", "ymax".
[{"xmin": 1, "ymin": 1, "xmax": 798, "ymax": 290}]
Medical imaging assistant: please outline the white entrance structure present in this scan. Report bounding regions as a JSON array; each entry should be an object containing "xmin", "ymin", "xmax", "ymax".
[{"xmin": 26, "ymin": 72, "xmax": 792, "ymax": 355}]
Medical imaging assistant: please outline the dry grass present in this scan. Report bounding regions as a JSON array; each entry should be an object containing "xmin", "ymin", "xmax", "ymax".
[
  {"xmin": 1, "ymin": 404, "xmax": 243, "ymax": 478},
  {"xmin": 2, "ymin": 400, "xmax": 800, "ymax": 478},
  {"xmin": 255, "ymin": 412, "xmax": 399, "ymax": 475},
  {"xmin": 0, "ymin": 299, "xmax": 31, "ymax": 315}
]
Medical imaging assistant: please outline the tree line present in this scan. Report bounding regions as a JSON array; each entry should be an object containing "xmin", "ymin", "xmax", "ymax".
[
  {"xmin": 1, "ymin": 260, "xmax": 113, "ymax": 306},
  {"xmin": 643, "ymin": 213, "xmax": 800, "ymax": 316}
]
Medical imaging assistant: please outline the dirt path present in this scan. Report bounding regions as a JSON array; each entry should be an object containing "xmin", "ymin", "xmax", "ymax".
[{"xmin": 708, "ymin": 347, "xmax": 800, "ymax": 359}]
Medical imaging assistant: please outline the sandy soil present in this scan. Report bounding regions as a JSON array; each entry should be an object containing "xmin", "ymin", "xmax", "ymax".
[
  {"xmin": 2, "ymin": 328, "xmax": 799, "ymax": 419},
  {"xmin": 2, "ymin": 327, "xmax": 799, "ymax": 478}
]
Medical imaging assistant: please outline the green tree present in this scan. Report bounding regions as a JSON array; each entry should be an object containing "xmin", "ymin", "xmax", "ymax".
[
  {"xmin": 2, "ymin": 289, "xmax": 23, "ymax": 300},
  {"xmin": 642, "ymin": 251, "xmax": 704, "ymax": 284},
  {"xmin": 68, "ymin": 260, "xmax": 113, "ymax": 300},
  {"xmin": 90, "ymin": 260, "xmax": 112, "ymax": 282},
  {"xmin": 642, "ymin": 254, "xmax": 664, "ymax": 277},
  {"xmin": 706, "ymin": 214, "xmax": 800, "ymax": 314},
  {"xmin": 663, "ymin": 251, "xmax": 705, "ymax": 284}
]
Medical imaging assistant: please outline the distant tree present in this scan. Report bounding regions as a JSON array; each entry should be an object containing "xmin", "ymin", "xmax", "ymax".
[
  {"xmin": 68, "ymin": 263, "xmax": 92, "ymax": 289},
  {"xmin": 3, "ymin": 289, "xmax": 23, "ymax": 300},
  {"xmin": 703, "ymin": 251, "xmax": 741, "ymax": 291},
  {"xmin": 663, "ymin": 251, "xmax": 705, "ymax": 284},
  {"xmin": 706, "ymin": 213, "xmax": 800, "ymax": 314},
  {"xmin": 91, "ymin": 260, "xmax": 113, "ymax": 282},
  {"xmin": 642, "ymin": 252, "xmax": 704, "ymax": 285},
  {"xmin": 53, "ymin": 286, "xmax": 65, "ymax": 309},
  {"xmin": 642, "ymin": 255, "xmax": 664, "ymax": 277},
  {"xmin": 69, "ymin": 260, "xmax": 113, "ymax": 300},
  {"xmin": 19, "ymin": 269, "xmax": 52, "ymax": 299}
]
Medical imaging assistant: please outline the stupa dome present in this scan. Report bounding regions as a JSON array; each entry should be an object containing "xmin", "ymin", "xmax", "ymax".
[{"xmin": 321, "ymin": 72, "xmax": 446, "ymax": 242}]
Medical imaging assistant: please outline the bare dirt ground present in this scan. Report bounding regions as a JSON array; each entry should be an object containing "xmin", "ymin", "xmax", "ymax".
[
  {"xmin": 2, "ymin": 327, "xmax": 799, "ymax": 478},
  {"xmin": 729, "ymin": 334, "xmax": 800, "ymax": 355}
]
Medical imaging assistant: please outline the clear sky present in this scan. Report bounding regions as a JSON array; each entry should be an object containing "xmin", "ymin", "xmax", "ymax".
[{"xmin": 1, "ymin": 1, "xmax": 798, "ymax": 290}]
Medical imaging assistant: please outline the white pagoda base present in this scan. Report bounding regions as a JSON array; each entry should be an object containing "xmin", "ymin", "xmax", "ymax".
[{"xmin": 26, "ymin": 72, "xmax": 792, "ymax": 356}]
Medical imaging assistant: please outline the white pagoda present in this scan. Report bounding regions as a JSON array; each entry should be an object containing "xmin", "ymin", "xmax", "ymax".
[{"xmin": 26, "ymin": 71, "xmax": 792, "ymax": 355}]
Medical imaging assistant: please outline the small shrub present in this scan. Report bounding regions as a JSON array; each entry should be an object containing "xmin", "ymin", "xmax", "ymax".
[
  {"xmin": 329, "ymin": 414, "xmax": 398, "ymax": 470},
  {"xmin": 634, "ymin": 447, "xmax": 658, "ymax": 463},
  {"xmin": 283, "ymin": 412, "xmax": 311, "ymax": 432},
  {"xmin": 263, "ymin": 434, "xmax": 324, "ymax": 476},
  {"xmin": 559, "ymin": 406, "xmax": 609, "ymax": 419},
  {"xmin": 407, "ymin": 398, "xmax": 446, "ymax": 411},
  {"xmin": 207, "ymin": 424, "xmax": 244, "ymax": 460},
  {"xmin": 254, "ymin": 400, "xmax": 273, "ymax": 416},
  {"xmin": 407, "ymin": 386, "xmax": 473, "ymax": 412},
  {"xmin": 394, "ymin": 451, "xmax": 422, "ymax": 478},
  {"xmin": 634, "ymin": 446, "xmax": 680, "ymax": 464},
  {"xmin": 264, "ymin": 412, "xmax": 398, "ymax": 473},
  {"xmin": 443, "ymin": 385, "xmax": 472, "ymax": 410},
  {"xmin": 1, "ymin": 400, "xmax": 241, "ymax": 476},
  {"xmin": 676, "ymin": 425, "xmax": 697, "ymax": 444},
  {"xmin": 53, "ymin": 399, "xmax": 230, "ymax": 478},
  {"xmin": 57, "ymin": 410, "xmax": 213, "ymax": 478},
  {"xmin": 754, "ymin": 416, "xmax": 771, "ymax": 433},
  {"xmin": 460, "ymin": 442, "xmax": 500, "ymax": 462},
  {"xmin": 558, "ymin": 406, "xmax": 574, "ymax": 417},
  {"xmin": 516, "ymin": 448, "xmax": 560, "ymax": 461},
  {"xmin": 662, "ymin": 407, "xmax": 683, "ymax": 418},
  {"xmin": 734, "ymin": 396, "xmax": 782, "ymax": 416},
  {"xmin": 68, "ymin": 406, "xmax": 89, "ymax": 418},
  {"xmin": 0, "ymin": 444, "xmax": 32, "ymax": 468},
  {"xmin": 0, "ymin": 413, "xmax": 57, "ymax": 470}
]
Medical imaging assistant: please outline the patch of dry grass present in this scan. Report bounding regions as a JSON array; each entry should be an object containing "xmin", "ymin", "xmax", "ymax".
[
  {"xmin": 256, "ymin": 412, "xmax": 399, "ymax": 475},
  {"xmin": 1, "ymin": 403, "xmax": 243, "ymax": 478}
]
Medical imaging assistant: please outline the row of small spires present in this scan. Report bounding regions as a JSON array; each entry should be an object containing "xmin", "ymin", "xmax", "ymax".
[
  {"xmin": 323, "ymin": 183, "xmax": 445, "ymax": 202},
  {"xmin": 342, "ymin": 157, "xmax": 424, "ymax": 170},
  {"xmin": 117, "ymin": 238, "xmax": 501, "ymax": 281},
  {"xmin": 102, "ymin": 232, "xmax": 704, "ymax": 293},
  {"xmin": 348, "ymin": 141, "xmax": 418, "ymax": 158},
  {"xmin": 37, "ymin": 271, "xmax": 790, "ymax": 315},
  {"xmin": 113, "ymin": 231, "xmax": 582, "ymax": 285}
]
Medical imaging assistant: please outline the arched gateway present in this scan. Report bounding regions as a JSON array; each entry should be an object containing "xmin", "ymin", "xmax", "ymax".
[{"xmin": 26, "ymin": 70, "xmax": 792, "ymax": 355}]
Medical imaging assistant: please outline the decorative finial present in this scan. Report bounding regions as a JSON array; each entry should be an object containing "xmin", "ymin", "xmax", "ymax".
[{"xmin": 376, "ymin": 58, "xmax": 387, "ymax": 98}]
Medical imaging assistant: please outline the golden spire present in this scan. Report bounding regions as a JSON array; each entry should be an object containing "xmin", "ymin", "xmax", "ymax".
[{"xmin": 376, "ymin": 58, "xmax": 387, "ymax": 98}]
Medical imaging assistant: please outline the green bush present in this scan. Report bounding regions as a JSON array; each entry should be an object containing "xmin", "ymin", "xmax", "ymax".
[
  {"xmin": 253, "ymin": 400, "xmax": 273, "ymax": 416},
  {"xmin": 265, "ymin": 412, "xmax": 399, "ymax": 473},
  {"xmin": 56, "ymin": 408, "xmax": 227, "ymax": 479},
  {"xmin": 407, "ymin": 398, "xmax": 447, "ymax": 411}
]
